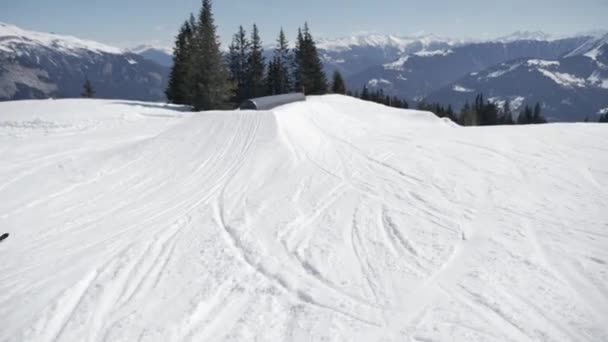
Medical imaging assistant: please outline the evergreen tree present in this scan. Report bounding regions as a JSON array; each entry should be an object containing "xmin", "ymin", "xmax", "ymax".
[
  {"xmin": 460, "ymin": 101, "xmax": 477, "ymax": 126},
  {"xmin": 228, "ymin": 25, "xmax": 250, "ymax": 105},
  {"xmin": 599, "ymin": 114, "xmax": 608, "ymax": 123},
  {"xmin": 502, "ymin": 99, "xmax": 514, "ymax": 125},
  {"xmin": 190, "ymin": 0, "xmax": 232, "ymax": 110},
  {"xmin": 166, "ymin": 19, "xmax": 194, "ymax": 104},
  {"xmin": 517, "ymin": 105, "xmax": 534, "ymax": 124},
  {"xmin": 533, "ymin": 102, "xmax": 547, "ymax": 123},
  {"xmin": 331, "ymin": 70, "xmax": 346, "ymax": 94},
  {"xmin": 245, "ymin": 24, "xmax": 266, "ymax": 99},
  {"xmin": 473, "ymin": 93, "xmax": 499, "ymax": 125},
  {"xmin": 266, "ymin": 28, "xmax": 291, "ymax": 95},
  {"xmin": 446, "ymin": 104, "xmax": 457, "ymax": 122},
  {"xmin": 293, "ymin": 23, "xmax": 328, "ymax": 95},
  {"xmin": 81, "ymin": 77, "xmax": 95, "ymax": 98},
  {"xmin": 360, "ymin": 85, "xmax": 370, "ymax": 100},
  {"xmin": 292, "ymin": 28, "xmax": 304, "ymax": 92}
]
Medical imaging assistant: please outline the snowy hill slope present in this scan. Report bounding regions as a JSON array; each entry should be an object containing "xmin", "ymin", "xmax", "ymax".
[{"xmin": 0, "ymin": 96, "xmax": 607, "ymax": 341}]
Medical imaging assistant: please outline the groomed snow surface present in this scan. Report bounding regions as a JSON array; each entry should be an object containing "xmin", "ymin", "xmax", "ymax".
[{"xmin": 1, "ymin": 96, "xmax": 607, "ymax": 342}]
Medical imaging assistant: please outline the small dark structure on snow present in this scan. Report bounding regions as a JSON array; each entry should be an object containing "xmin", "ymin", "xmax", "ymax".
[
  {"xmin": 0, "ymin": 233, "xmax": 9, "ymax": 243},
  {"xmin": 240, "ymin": 93, "xmax": 306, "ymax": 110}
]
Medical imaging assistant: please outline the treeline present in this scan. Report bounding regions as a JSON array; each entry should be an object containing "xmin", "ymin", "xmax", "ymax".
[
  {"xmin": 419, "ymin": 94, "xmax": 547, "ymax": 126},
  {"xmin": 166, "ymin": 0, "xmax": 343, "ymax": 110},
  {"xmin": 352, "ymin": 85, "xmax": 410, "ymax": 109}
]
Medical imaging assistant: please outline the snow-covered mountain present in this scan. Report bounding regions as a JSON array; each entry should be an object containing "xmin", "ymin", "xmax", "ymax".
[
  {"xmin": 317, "ymin": 33, "xmax": 465, "ymax": 77},
  {"xmin": 1, "ymin": 95, "xmax": 607, "ymax": 341},
  {"xmin": 317, "ymin": 33, "xmax": 466, "ymax": 52},
  {"xmin": 0, "ymin": 22, "xmax": 169, "ymax": 101},
  {"xmin": 343, "ymin": 37, "xmax": 587, "ymax": 102},
  {"xmin": 128, "ymin": 45, "xmax": 173, "ymax": 67},
  {"xmin": 425, "ymin": 34, "xmax": 608, "ymax": 121}
]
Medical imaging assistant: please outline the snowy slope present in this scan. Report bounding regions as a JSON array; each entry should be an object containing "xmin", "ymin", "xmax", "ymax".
[{"xmin": 0, "ymin": 96, "xmax": 607, "ymax": 341}]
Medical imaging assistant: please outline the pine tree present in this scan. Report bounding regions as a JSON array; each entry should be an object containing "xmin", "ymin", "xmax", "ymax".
[
  {"xmin": 190, "ymin": 0, "xmax": 232, "ymax": 110},
  {"xmin": 293, "ymin": 23, "xmax": 327, "ymax": 95},
  {"xmin": 533, "ymin": 102, "xmax": 547, "ymax": 124},
  {"xmin": 360, "ymin": 85, "xmax": 370, "ymax": 100},
  {"xmin": 81, "ymin": 77, "xmax": 95, "ymax": 98},
  {"xmin": 517, "ymin": 105, "xmax": 534, "ymax": 124},
  {"xmin": 502, "ymin": 99, "xmax": 514, "ymax": 124},
  {"xmin": 292, "ymin": 28, "xmax": 304, "ymax": 92},
  {"xmin": 166, "ymin": 19, "xmax": 194, "ymax": 104},
  {"xmin": 228, "ymin": 25, "xmax": 250, "ymax": 105},
  {"xmin": 460, "ymin": 101, "xmax": 477, "ymax": 126},
  {"xmin": 446, "ymin": 104, "xmax": 457, "ymax": 122},
  {"xmin": 266, "ymin": 28, "xmax": 291, "ymax": 95},
  {"xmin": 245, "ymin": 24, "xmax": 266, "ymax": 99},
  {"xmin": 331, "ymin": 70, "xmax": 346, "ymax": 94}
]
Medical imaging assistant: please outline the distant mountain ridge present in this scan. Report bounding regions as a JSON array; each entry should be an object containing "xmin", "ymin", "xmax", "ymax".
[
  {"xmin": 0, "ymin": 22, "xmax": 168, "ymax": 101},
  {"xmin": 128, "ymin": 45, "xmax": 173, "ymax": 67},
  {"xmin": 425, "ymin": 34, "xmax": 608, "ymax": 121},
  {"xmin": 345, "ymin": 37, "xmax": 588, "ymax": 98}
]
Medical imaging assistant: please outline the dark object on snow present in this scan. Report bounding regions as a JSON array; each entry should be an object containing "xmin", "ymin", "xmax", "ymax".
[
  {"xmin": 0, "ymin": 233, "xmax": 8, "ymax": 242},
  {"xmin": 240, "ymin": 93, "xmax": 306, "ymax": 110}
]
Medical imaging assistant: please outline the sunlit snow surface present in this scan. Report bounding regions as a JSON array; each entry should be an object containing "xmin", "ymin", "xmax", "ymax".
[{"xmin": 0, "ymin": 96, "xmax": 607, "ymax": 341}]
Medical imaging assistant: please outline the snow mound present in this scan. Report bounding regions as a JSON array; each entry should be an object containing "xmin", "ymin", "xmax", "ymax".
[{"xmin": 0, "ymin": 95, "xmax": 607, "ymax": 341}]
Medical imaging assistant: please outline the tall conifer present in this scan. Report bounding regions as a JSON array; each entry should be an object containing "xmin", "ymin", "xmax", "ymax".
[
  {"xmin": 331, "ymin": 70, "xmax": 346, "ymax": 94},
  {"xmin": 245, "ymin": 24, "xmax": 266, "ymax": 99},
  {"xmin": 190, "ymin": 0, "xmax": 232, "ymax": 110},
  {"xmin": 228, "ymin": 26, "xmax": 250, "ymax": 104}
]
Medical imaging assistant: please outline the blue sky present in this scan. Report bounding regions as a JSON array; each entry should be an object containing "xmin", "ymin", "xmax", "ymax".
[{"xmin": 1, "ymin": 0, "xmax": 607, "ymax": 48}]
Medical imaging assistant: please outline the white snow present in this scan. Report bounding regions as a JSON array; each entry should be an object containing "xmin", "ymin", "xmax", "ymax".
[
  {"xmin": 0, "ymin": 22, "xmax": 123, "ymax": 56},
  {"xmin": 453, "ymin": 85, "xmax": 475, "ymax": 93},
  {"xmin": 367, "ymin": 78, "xmax": 392, "ymax": 87},
  {"xmin": 565, "ymin": 34, "xmax": 608, "ymax": 61},
  {"xmin": 128, "ymin": 44, "xmax": 173, "ymax": 55},
  {"xmin": 413, "ymin": 49, "xmax": 453, "ymax": 57},
  {"xmin": 587, "ymin": 71, "xmax": 608, "ymax": 89},
  {"xmin": 526, "ymin": 59, "xmax": 560, "ymax": 67},
  {"xmin": 495, "ymin": 30, "xmax": 556, "ymax": 43},
  {"xmin": 538, "ymin": 69, "xmax": 587, "ymax": 88},
  {"xmin": 384, "ymin": 56, "xmax": 410, "ymax": 70},
  {"xmin": 598, "ymin": 107, "xmax": 608, "ymax": 115},
  {"xmin": 510, "ymin": 96, "xmax": 526, "ymax": 111},
  {"xmin": 317, "ymin": 33, "xmax": 462, "ymax": 52},
  {"xmin": 487, "ymin": 62, "xmax": 522, "ymax": 78},
  {"xmin": 1, "ymin": 96, "xmax": 607, "ymax": 341}
]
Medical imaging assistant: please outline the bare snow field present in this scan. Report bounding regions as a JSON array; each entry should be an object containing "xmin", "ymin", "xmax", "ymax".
[{"xmin": 0, "ymin": 95, "xmax": 607, "ymax": 341}]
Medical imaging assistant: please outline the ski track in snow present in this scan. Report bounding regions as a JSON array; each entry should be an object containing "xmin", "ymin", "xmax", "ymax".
[{"xmin": 0, "ymin": 96, "xmax": 607, "ymax": 341}]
